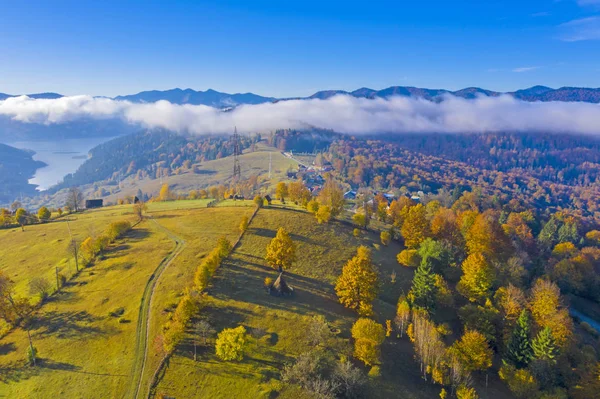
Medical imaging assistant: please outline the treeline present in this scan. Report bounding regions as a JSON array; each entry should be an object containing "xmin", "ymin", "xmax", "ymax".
[
  {"xmin": 55, "ymin": 129, "xmax": 254, "ymax": 191},
  {"xmin": 79, "ymin": 220, "xmax": 132, "ymax": 267}
]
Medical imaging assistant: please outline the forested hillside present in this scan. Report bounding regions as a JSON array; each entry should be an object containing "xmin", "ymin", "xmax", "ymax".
[
  {"xmin": 272, "ymin": 132, "xmax": 600, "ymax": 223},
  {"xmin": 0, "ymin": 144, "xmax": 45, "ymax": 203},
  {"xmin": 55, "ymin": 130, "xmax": 255, "ymax": 191}
]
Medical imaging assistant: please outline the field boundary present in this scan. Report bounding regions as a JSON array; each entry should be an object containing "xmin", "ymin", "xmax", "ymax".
[{"xmin": 127, "ymin": 218, "xmax": 186, "ymax": 399}]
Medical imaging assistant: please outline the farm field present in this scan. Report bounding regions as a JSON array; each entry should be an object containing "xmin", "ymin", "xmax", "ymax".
[{"xmin": 154, "ymin": 207, "xmax": 446, "ymax": 399}]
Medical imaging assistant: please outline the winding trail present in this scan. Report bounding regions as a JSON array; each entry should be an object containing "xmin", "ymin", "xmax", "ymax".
[{"xmin": 126, "ymin": 218, "xmax": 186, "ymax": 399}]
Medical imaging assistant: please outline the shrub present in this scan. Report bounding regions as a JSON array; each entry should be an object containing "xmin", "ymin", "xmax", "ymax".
[
  {"xmin": 106, "ymin": 220, "xmax": 132, "ymax": 242},
  {"xmin": 264, "ymin": 277, "xmax": 274, "ymax": 288},
  {"xmin": 380, "ymin": 231, "xmax": 391, "ymax": 246},
  {"xmin": 26, "ymin": 346, "xmax": 37, "ymax": 366},
  {"xmin": 253, "ymin": 195, "xmax": 264, "ymax": 208},
  {"xmin": 29, "ymin": 277, "xmax": 52, "ymax": 301},
  {"xmin": 307, "ymin": 199, "xmax": 320, "ymax": 214},
  {"xmin": 397, "ymin": 249, "xmax": 420, "ymax": 267},
  {"xmin": 353, "ymin": 228, "xmax": 361, "ymax": 237},
  {"xmin": 367, "ymin": 365, "xmax": 381, "ymax": 378},
  {"xmin": 215, "ymin": 326, "xmax": 248, "ymax": 361}
]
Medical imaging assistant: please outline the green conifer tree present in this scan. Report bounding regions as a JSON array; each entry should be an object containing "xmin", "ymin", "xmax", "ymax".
[
  {"xmin": 408, "ymin": 261, "xmax": 438, "ymax": 313},
  {"xmin": 505, "ymin": 309, "xmax": 533, "ymax": 368},
  {"xmin": 531, "ymin": 326, "xmax": 557, "ymax": 364}
]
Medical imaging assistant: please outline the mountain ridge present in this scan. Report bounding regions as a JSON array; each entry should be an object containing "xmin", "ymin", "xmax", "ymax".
[{"xmin": 2, "ymin": 85, "xmax": 600, "ymax": 107}]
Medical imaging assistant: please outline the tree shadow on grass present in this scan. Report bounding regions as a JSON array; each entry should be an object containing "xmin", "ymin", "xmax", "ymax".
[
  {"xmin": 0, "ymin": 360, "xmax": 39, "ymax": 383},
  {"xmin": 248, "ymin": 228, "xmax": 320, "ymax": 246},
  {"xmin": 31, "ymin": 310, "xmax": 114, "ymax": 339},
  {"xmin": 0, "ymin": 342, "xmax": 16, "ymax": 356},
  {"xmin": 124, "ymin": 227, "xmax": 151, "ymax": 242}
]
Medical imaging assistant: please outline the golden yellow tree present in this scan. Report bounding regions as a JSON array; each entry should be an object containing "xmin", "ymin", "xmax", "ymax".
[
  {"xmin": 317, "ymin": 178, "xmax": 345, "ymax": 216},
  {"xmin": 265, "ymin": 227, "xmax": 297, "ymax": 272},
  {"xmin": 275, "ymin": 182, "xmax": 288, "ymax": 201},
  {"xmin": 335, "ymin": 246, "xmax": 379, "ymax": 316},
  {"xmin": 351, "ymin": 318, "xmax": 385, "ymax": 366},
  {"xmin": 457, "ymin": 253, "xmax": 495, "ymax": 302},
  {"xmin": 401, "ymin": 203, "xmax": 430, "ymax": 249},
  {"xmin": 529, "ymin": 279, "xmax": 573, "ymax": 347},
  {"xmin": 158, "ymin": 184, "xmax": 172, "ymax": 201},
  {"xmin": 450, "ymin": 330, "xmax": 493, "ymax": 373}
]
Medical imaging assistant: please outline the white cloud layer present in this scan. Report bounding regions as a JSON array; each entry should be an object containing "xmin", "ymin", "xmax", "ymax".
[{"xmin": 1, "ymin": 94, "xmax": 600, "ymax": 135}]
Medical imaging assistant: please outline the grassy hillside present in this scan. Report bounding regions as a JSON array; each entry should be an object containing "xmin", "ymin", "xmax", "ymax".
[
  {"xmin": 154, "ymin": 207, "xmax": 443, "ymax": 398},
  {"xmin": 0, "ymin": 206, "xmax": 138, "ymax": 299},
  {"xmin": 96, "ymin": 144, "xmax": 297, "ymax": 205},
  {"xmin": 138, "ymin": 204, "xmax": 255, "ymax": 397},
  {"xmin": 0, "ymin": 218, "xmax": 173, "ymax": 398}
]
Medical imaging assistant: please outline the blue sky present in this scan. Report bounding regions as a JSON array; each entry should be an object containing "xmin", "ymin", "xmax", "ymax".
[{"xmin": 0, "ymin": 0, "xmax": 599, "ymax": 97}]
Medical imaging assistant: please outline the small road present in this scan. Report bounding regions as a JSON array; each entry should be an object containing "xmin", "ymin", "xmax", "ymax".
[{"xmin": 126, "ymin": 218, "xmax": 186, "ymax": 399}]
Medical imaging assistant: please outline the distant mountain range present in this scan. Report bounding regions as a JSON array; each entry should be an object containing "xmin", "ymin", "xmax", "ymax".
[{"xmin": 2, "ymin": 85, "xmax": 600, "ymax": 107}]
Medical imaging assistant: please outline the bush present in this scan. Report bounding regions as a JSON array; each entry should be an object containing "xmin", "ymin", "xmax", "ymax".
[
  {"xmin": 380, "ymin": 231, "xmax": 391, "ymax": 246},
  {"xmin": 253, "ymin": 195, "xmax": 264, "ymax": 208},
  {"xmin": 264, "ymin": 277, "xmax": 274, "ymax": 288},
  {"xmin": 106, "ymin": 220, "xmax": 132, "ymax": 242},
  {"xmin": 307, "ymin": 200, "xmax": 319, "ymax": 214},
  {"xmin": 397, "ymin": 249, "xmax": 420, "ymax": 267},
  {"xmin": 26, "ymin": 346, "xmax": 37, "ymax": 366},
  {"xmin": 353, "ymin": 228, "xmax": 361, "ymax": 237},
  {"xmin": 367, "ymin": 365, "xmax": 381, "ymax": 378},
  {"xmin": 215, "ymin": 326, "xmax": 248, "ymax": 361},
  {"xmin": 29, "ymin": 277, "xmax": 52, "ymax": 301}
]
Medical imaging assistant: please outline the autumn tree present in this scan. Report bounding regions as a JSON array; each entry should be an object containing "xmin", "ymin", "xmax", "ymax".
[
  {"xmin": 380, "ymin": 231, "xmax": 391, "ymax": 246},
  {"xmin": 288, "ymin": 181, "xmax": 311, "ymax": 205},
  {"xmin": 450, "ymin": 330, "xmax": 493, "ymax": 373},
  {"xmin": 465, "ymin": 211, "xmax": 511, "ymax": 262},
  {"xmin": 265, "ymin": 227, "xmax": 297, "ymax": 272},
  {"xmin": 335, "ymin": 246, "xmax": 379, "ymax": 316},
  {"xmin": 239, "ymin": 215, "xmax": 249, "ymax": 233},
  {"xmin": 275, "ymin": 182, "xmax": 289, "ymax": 201},
  {"xmin": 158, "ymin": 184, "xmax": 172, "ymax": 201},
  {"xmin": 0, "ymin": 271, "xmax": 37, "ymax": 366},
  {"xmin": 215, "ymin": 326, "xmax": 247, "ymax": 361},
  {"xmin": 351, "ymin": 318, "xmax": 385, "ymax": 366},
  {"xmin": 457, "ymin": 253, "xmax": 495, "ymax": 302},
  {"xmin": 401, "ymin": 203, "xmax": 430, "ymax": 249},
  {"xmin": 353, "ymin": 212, "xmax": 368, "ymax": 230},
  {"xmin": 315, "ymin": 205, "xmax": 332, "ymax": 224},
  {"xmin": 15, "ymin": 208, "xmax": 27, "ymax": 231},
  {"xmin": 529, "ymin": 279, "xmax": 572, "ymax": 347},
  {"xmin": 397, "ymin": 249, "xmax": 420, "ymax": 267},
  {"xmin": 37, "ymin": 207, "xmax": 51, "ymax": 222},
  {"xmin": 133, "ymin": 200, "xmax": 147, "ymax": 222},
  {"xmin": 317, "ymin": 178, "xmax": 345, "ymax": 216},
  {"xmin": 395, "ymin": 295, "xmax": 411, "ymax": 337}
]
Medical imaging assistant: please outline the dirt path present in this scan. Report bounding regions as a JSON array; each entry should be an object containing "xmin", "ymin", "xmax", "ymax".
[{"xmin": 126, "ymin": 218, "xmax": 186, "ymax": 399}]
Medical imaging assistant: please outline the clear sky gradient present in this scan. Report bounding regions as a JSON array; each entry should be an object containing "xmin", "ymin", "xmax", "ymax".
[{"xmin": 1, "ymin": 0, "xmax": 599, "ymax": 97}]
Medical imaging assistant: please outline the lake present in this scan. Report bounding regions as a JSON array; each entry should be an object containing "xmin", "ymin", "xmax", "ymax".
[{"xmin": 6, "ymin": 137, "xmax": 114, "ymax": 190}]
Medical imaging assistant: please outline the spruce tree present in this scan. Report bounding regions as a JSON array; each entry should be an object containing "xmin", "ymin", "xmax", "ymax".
[
  {"xmin": 408, "ymin": 260, "xmax": 437, "ymax": 313},
  {"xmin": 532, "ymin": 326, "xmax": 557, "ymax": 363},
  {"xmin": 505, "ymin": 309, "xmax": 533, "ymax": 368}
]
